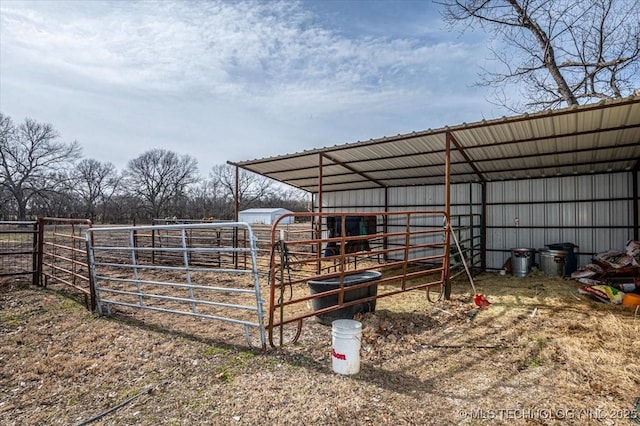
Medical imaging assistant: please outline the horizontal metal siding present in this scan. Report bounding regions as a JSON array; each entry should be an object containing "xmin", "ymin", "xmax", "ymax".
[
  {"xmin": 318, "ymin": 172, "xmax": 636, "ymax": 273},
  {"xmin": 486, "ymin": 172, "xmax": 635, "ymax": 270}
]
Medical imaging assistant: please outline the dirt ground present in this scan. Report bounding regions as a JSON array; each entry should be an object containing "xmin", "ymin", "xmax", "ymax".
[{"xmin": 1, "ymin": 271, "xmax": 639, "ymax": 426}]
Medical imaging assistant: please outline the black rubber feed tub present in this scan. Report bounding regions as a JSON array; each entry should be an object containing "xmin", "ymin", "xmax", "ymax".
[{"xmin": 308, "ymin": 270, "xmax": 381, "ymax": 326}]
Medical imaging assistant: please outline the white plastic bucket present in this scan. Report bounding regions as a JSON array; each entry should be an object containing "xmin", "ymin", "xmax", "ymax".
[{"xmin": 331, "ymin": 319, "xmax": 362, "ymax": 375}]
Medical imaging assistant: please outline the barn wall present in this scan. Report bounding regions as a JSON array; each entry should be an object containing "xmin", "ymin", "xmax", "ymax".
[
  {"xmin": 317, "ymin": 183, "xmax": 483, "ymax": 266},
  {"xmin": 238, "ymin": 212, "xmax": 272, "ymax": 224},
  {"xmin": 485, "ymin": 172, "xmax": 635, "ymax": 270},
  {"xmin": 315, "ymin": 171, "xmax": 636, "ymax": 273},
  {"xmin": 320, "ymin": 188, "xmax": 386, "ymax": 211},
  {"xmin": 319, "ymin": 184, "xmax": 481, "ymax": 213}
]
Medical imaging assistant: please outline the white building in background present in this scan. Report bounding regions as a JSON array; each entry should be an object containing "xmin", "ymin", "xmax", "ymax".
[{"xmin": 238, "ymin": 208, "xmax": 294, "ymax": 225}]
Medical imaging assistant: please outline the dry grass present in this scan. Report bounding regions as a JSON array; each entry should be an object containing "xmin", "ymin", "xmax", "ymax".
[{"xmin": 1, "ymin": 271, "xmax": 639, "ymax": 426}]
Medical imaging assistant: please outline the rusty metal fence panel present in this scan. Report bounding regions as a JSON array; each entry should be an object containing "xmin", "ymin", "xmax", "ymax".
[
  {"xmin": 0, "ymin": 221, "xmax": 38, "ymax": 284},
  {"xmin": 267, "ymin": 211, "xmax": 451, "ymax": 347},
  {"xmin": 38, "ymin": 218, "xmax": 94, "ymax": 310},
  {"xmin": 86, "ymin": 222, "xmax": 266, "ymax": 348}
]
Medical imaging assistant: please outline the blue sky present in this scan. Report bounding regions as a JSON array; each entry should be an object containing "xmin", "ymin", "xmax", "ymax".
[{"xmin": 0, "ymin": 0, "xmax": 511, "ymax": 175}]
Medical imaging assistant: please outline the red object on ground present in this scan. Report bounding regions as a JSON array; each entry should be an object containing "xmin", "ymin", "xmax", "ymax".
[{"xmin": 474, "ymin": 294, "xmax": 491, "ymax": 309}]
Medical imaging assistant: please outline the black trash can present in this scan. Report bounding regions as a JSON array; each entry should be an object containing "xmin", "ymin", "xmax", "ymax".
[{"xmin": 546, "ymin": 243, "xmax": 578, "ymax": 277}]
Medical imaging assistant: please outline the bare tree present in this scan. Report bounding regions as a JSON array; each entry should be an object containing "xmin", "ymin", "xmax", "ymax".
[
  {"xmin": 29, "ymin": 170, "xmax": 77, "ymax": 218},
  {"xmin": 73, "ymin": 159, "xmax": 121, "ymax": 222},
  {"xmin": 261, "ymin": 187, "xmax": 309, "ymax": 213},
  {"xmin": 0, "ymin": 113, "xmax": 82, "ymax": 219},
  {"xmin": 439, "ymin": 0, "xmax": 640, "ymax": 110},
  {"xmin": 210, "ymin": 164, "xmax": 275, "ymax": 216},
  {"xmin": 124, "ymin": 149, "xmax": 199, "ymax": 220},
  {"xmin": 185, "ymin": 178, "xmax": 225, "ymax": 220}
]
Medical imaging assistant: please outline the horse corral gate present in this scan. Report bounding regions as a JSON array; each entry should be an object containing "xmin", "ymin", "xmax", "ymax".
[
  {"xmin": 86, "ymin": 222, "xmax": 267, "ymax": 347},
  {"xmin": 38, "ymin": 218, "xmax": 94, "ymax": 310},
  {"xmin": 0, "ymin": 221, "xmax": 38, "ymax": 284},
  {"xmin": 266, "ymin": 211, "xmax": 456, "ymax": 347}
]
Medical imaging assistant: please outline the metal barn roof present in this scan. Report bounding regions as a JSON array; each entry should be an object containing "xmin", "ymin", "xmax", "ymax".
[{"xmin": 229, "ymin": 96, "xmax": 640, "ymax": 193}]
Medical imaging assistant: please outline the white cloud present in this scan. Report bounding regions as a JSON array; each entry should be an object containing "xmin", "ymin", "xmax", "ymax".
[{"xmin": 0, "ymin": 0, "xmax": 503, "ymax": 174}]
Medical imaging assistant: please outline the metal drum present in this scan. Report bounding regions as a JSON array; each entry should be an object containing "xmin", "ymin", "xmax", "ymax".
[
  {"xmin": 539, "ymin": 249, "xmax": 567, "ymax": 277},
  {"xmin": 511, "ymin": 248, "xmax": 535, "ymax": 277}
]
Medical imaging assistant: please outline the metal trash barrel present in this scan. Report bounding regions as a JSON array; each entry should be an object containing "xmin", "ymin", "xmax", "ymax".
[
  {"xmin": 539, "ymin": 249, "xmax": 567, "ymax": 277},
  {"xmin": 511, "ymin": 248, "xmax": 536, "ymax": 277},
  {"xmin": 546, "ymin": 243, "xmax": 578, "ymax": 276}
]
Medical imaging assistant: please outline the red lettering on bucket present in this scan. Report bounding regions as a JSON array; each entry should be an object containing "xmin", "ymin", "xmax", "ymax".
[{"xmin": 332, "ymin": 348, "xmax": 346, "ymax": 360}]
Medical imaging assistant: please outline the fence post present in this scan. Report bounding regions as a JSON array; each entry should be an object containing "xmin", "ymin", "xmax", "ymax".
[
  {"xmin": 36, "ymin": 218, "xmax": 45, "ymax": 287},
  {"xmin": 31, "ymin": 221, "xmax": 39, "ymax": 286}
]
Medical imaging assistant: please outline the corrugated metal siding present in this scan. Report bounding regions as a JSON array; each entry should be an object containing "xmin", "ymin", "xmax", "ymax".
[
  {"xmin": 321, "ymin": 188, "xmax": 385, "ymax": 211},
  {"xmin": 319, "ymin": 183, "xmax": 483, "ymax": 264},
  {"xmin": 485, "ymin": 172, "xmax": 635, "ymax": 270},
  {"xmin": 318, "ymin": 173, "xmax": 635, "ymax": 272}
]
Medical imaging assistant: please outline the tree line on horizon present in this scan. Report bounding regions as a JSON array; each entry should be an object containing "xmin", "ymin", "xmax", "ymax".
[
  {"xmin": 4, "ymin": 1, "xmax": 638, "ymax": 222},
  {"xmin": 0, "ymin": 113, "xmax": 308, "ymax": 223}
]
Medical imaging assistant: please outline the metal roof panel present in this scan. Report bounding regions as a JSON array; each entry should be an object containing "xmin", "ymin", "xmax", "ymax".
[{"xmin": 231, "ymin": 97, "xmax": 640, "ymax": 192}]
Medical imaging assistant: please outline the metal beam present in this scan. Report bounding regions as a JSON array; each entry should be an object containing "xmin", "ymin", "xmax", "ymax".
[
  {"xmin": 449, "ymin": 133, "xmax": 486, "ymax": 182},
  {"xmin": 321, "ymin": 153, "xmax": 387, "ymax": 188}
]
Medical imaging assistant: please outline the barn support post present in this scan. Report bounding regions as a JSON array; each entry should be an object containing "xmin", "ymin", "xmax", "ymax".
[
  {"xmin": 469, "ymin": 182, "xmax": 474, "ymax": 272},
  {"xmin": 444, "ymin": 132, "xmax": 452, "ymax": 300},
  {"xmin": 481, "ymin": 181, "xmax": 487, "ymax": 272},
  {"xmin": 316, "ymin": 154, "xmax": 324, "ymax": 274},
  {"xmin": 384, "ymin": 186, "xmax": 389, "ymax": 263},
  {"xmin": 633, "ymin": 168, "xmax": 639, "ymax": 241}
]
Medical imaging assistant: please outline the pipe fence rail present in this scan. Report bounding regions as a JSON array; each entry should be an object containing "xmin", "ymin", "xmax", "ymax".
[
  {"xmin": 2, "ymin": 213, "xmax": 480, "ymax": 350},
  {"xmin": 86, "ymin": 222, "xmax": 266, "ymax": 348},
  {"xmin": 266, "ymin": 211, "xmax": 457, "ymax": 347},
  {"xmin": 38, "ymin": 218, "xmax": 94, "ymax": 309}
]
